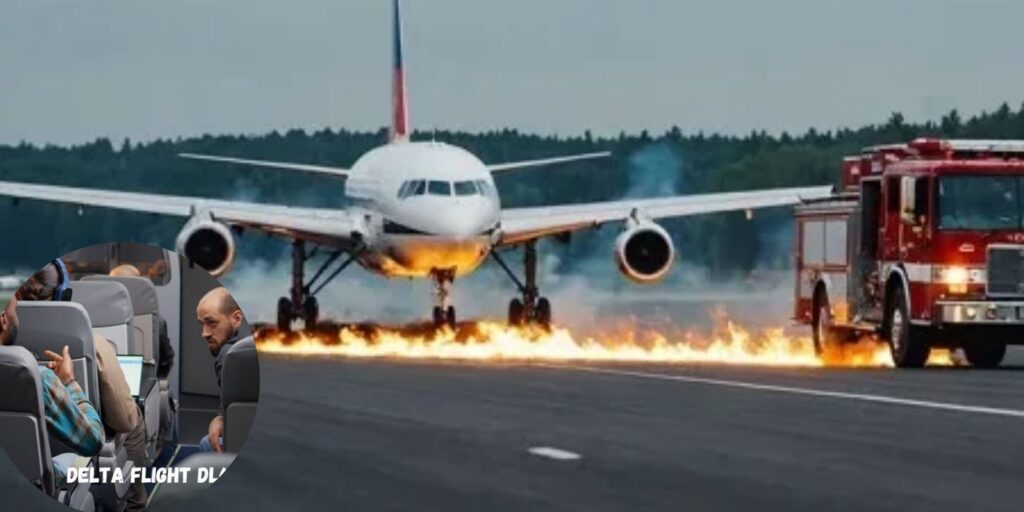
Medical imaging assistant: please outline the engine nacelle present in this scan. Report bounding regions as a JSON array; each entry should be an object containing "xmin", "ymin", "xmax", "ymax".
[
  {"xmin": 175, "ymin": 216, "xmax": 237, "ymax": 277},
  {"xmin": 614, "ymin": 220, "xmax": 675, "ymax": 283}
]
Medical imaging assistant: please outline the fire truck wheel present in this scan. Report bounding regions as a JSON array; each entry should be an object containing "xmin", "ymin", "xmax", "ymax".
[
  {"xmin": 812, "ymin": 294, "xmax": 838, "ymax": 356},
  {"xmin": 886, "ymin": 287, "xmax": 930, "ymax": 368},
  {"xmin": 962, "ymin": 342, "xmax": 1006, "ymax": 368}
]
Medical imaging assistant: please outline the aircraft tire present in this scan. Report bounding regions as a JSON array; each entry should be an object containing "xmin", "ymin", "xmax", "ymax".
[
  {"xmin": 508, "ymin": 299, "xmax": 524, "ymax": 326},
  {"xmin": 277, "ymin": 297, "xmax": 292, "ymax": 332}
]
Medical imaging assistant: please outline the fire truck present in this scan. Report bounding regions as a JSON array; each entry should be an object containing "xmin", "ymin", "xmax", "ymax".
[{"xmin": 795, "ymin": 138, "xmax": 1024, "ymax": 368}]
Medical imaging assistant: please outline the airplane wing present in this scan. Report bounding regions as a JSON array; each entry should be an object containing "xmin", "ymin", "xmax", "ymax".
[
  {"xmin": 179, "ymin": 153, "xmax": 349, "ymax": 178},
  {"xmin": 0, "ymin": 181, "xmax": 361, "ymax": 243},
  {"xmin": 498, "ymin": 185, "xmax": 834, "ymax": 245},
  {"xmin": 487, "ymin": 151, "xmax": 611, "ymax": 173}
]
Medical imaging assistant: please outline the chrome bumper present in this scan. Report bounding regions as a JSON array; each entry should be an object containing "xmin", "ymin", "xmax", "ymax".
[{"xmin": 937, "ymin": 301, "xmax": 1024, "ymax": 325}]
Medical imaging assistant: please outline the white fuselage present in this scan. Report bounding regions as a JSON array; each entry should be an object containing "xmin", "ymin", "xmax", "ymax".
[{"xmin": 344, "ymin": 141, "xmax": 501, "ymax": 278}]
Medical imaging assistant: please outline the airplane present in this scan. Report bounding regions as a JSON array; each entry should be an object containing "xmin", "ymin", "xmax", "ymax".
[{"xmin": 0, "ymin": 0, "xmax": 832, "ymax": 331}]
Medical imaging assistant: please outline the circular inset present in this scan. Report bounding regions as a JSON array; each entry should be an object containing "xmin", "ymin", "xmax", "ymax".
[{"xmin": 0, "ymin": 242, "xmax": 260, "ymax": 511}]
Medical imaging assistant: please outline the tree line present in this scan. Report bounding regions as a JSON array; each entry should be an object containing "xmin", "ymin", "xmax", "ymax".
[{"xmin": 3, "ymin": 102, "xmax": 1024, "ymax": 279}]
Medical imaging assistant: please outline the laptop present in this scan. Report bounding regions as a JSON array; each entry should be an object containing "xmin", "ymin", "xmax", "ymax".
[{"xmin": 116, "ymin": 354, "xmax": 144, "ymax": 398}]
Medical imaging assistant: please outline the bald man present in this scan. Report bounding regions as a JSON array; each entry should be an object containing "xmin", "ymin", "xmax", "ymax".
[
  {"xmin": 196, "ymin": 287, "xmax": 244, "ymax": 453},
  {"xmin": 109, "ymin": 264, "xmax": 141, "ymax": 277}
]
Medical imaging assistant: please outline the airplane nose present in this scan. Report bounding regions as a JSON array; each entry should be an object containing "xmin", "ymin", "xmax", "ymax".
[{"xmin": 444, "ymin": 201, "xmax": 494, "ymax": 237}]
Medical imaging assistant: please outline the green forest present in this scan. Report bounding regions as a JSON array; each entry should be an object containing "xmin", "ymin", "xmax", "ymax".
[{"xmin": 3, "ymin": 102, "xmax": 1024, "ymax": 279}]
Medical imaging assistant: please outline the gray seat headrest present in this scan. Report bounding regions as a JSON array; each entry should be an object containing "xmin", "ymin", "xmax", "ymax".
[
  {"xmin": 69, "ymin": 280, "xmax": 134, "ymax": 327},
  {"xmin": 83, "ymin": 275, "xmax": 159, "ymax": 315},
  {"xmin": 14, "ymin": 301, "xmax": 100, "ymax": 415},
  {"xmin": 222, "ymin": 337, "xmax": 260, "ymax": 405},
  {"xmin": 15, "ymin": 302, "xmax": 96, "ymax": 360},
  {"xmin": 0, "ymin": 346, "xmax": 45, "ymax": 414}
]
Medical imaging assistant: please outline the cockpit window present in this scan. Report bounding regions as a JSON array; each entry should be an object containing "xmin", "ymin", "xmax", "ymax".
[
  {"xmin": 401, "ymin": 179, "xmax": 488, "ymax": 199},
  {"xmin": 454, "ymin": 181, "xmax": 477, "ymax": 196},
  {"xmin": 399, "ymin": 180, "xmax": 426, "ymax": 199},
  {"xmin": 428, "ymin": 180, "xmax": 452, "ymax": 196},
  {"xmin": 474, "ymin": 180, "xmax": 494, "ymax": 197}
]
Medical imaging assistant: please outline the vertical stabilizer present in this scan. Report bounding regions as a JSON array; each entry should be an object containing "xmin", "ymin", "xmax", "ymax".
[{"xmin": 391, "ymin": 0, "xmax": 410, "ymax": 143}]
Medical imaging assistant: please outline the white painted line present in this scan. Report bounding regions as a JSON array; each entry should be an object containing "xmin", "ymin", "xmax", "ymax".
[
  {"xmin": 528, "ymin": 447, "xmax": 582, "ymax": 461},
  {"xmin": 542, "ymin": 364, "xmax": 1024, "ymax": 419}
]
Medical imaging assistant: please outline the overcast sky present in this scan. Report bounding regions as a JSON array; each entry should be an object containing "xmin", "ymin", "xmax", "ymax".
[{"xmin": 1, "ymin": 0, "xmax": 1021, "ymax": 146}]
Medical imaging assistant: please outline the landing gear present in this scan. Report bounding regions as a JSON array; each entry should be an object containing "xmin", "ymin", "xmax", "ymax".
[
  {"xmin": 492, "ymin": 241, "xmax": 552, "ymax": 327},
  {"xmin": 303, "ymin": 296, "xmax": 320, "ymax": 328},
  {"xmin": 430, "ymin": 269, "xmax": 457, "ymax": 328},
  {"xmin": 508, "ymin": 298, "xmax": 525, "ymax": 326},
  {"xmin": 277, "ymin": 239, "xmax": 363, "ymax": 332}
]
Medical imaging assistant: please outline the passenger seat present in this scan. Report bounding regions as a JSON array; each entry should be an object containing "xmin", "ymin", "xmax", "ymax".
[
  {"xmin": 9, "ymin": 303, "xmax": 104, "ymax": 512},
  {"xmin": 70, "ymin": 280, "xmax": 164, "ymax": 468},
  {"xmin": 221, "ymin": 336, "xmax": 259, "ymax": 453},
  {"xmin": 0, "ymin": 345, "xmax": 57, "ymax": 496},
  {"xmin": 83, "ymin": 275, "xmax": 170, "ymax": 457},
  {"xmin": 69, "ymin": 280, "xmax": 135, "ymax": 354}
]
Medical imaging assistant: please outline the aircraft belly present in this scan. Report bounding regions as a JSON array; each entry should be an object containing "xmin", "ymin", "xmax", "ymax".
[{"xmin": 366, "ymin": 235, "xmax": 490, "ymax": 278}]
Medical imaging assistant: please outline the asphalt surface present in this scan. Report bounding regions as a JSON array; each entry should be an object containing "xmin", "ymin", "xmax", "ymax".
[{"xmin": 4, "ymin": 352, "xmax": 1024, "ymax": 511}]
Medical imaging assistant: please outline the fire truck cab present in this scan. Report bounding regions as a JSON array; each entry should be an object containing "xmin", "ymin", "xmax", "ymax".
[{"xmin": 795, "ymin": 138, "xmax": 1024, "ymax": 368}]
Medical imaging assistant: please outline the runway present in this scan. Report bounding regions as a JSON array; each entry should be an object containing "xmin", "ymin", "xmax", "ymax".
[
  {"xmin": 5, "ymin": 352, "xmax": 1024, "ymax": 511},
  {"xmin": 187, "ymin": 353, "xmax": 1024, "ymax": 510}
]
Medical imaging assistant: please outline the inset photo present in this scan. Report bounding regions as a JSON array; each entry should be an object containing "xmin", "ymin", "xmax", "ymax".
[{"xmin": 0, "ymin": 242, "xmax": 260, "ymax": 511}]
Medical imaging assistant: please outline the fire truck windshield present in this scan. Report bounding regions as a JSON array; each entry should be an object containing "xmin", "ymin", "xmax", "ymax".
[{"xmin": 938, "ymin": 175, "xmax": 1023, "ymax": 230}]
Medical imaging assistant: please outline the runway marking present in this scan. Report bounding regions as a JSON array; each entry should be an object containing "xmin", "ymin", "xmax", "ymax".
[
  {"xmin": 543, "ymin": 365, "xmax": 1024, "ymax": 419},
  {"xmin": 528, "ymin": 447, "xmax": 582, "ymax": 461}
]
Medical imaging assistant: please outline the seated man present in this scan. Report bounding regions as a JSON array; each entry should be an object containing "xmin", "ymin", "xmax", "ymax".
[
  {"xmin": 20, "ymin": 263, "xmax": 149, "ymax": 510},
  {"xmin": 0, "ymin": 296, "xmax": 104, "ymax": 473},
  {"xmin": 195, "ymin": 287, "xmax": 244, "ymax": 453},
  {"xmin": 110, "ymin": 264, "xmax": 175, "ymax": 378}
]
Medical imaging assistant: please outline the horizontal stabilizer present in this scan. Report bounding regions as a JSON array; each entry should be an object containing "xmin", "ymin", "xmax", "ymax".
[
  {"xmin": 487, "ymin": 151, "xmax": 611, "ymax": 173},
  {"xmin": 179, "ymin": 153, "xmax": 349, "ymax": 178}
]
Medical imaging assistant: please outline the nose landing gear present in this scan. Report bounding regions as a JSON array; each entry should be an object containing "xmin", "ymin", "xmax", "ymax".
[
  {"xmin": 430, "ymin": 269, "xmax": 457, "ymax": 328},
  {"xmin": 492, "ymin": 241, "xmax": 552, "ymax": 327}
]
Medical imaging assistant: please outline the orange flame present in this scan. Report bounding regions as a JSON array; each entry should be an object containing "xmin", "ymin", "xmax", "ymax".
[{"xmin": 254, "ymin": 312, "xmax": 956, "ymax": 368}]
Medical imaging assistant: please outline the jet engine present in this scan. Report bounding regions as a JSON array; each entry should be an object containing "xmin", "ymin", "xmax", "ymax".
[
  {"xmin": 175, "ymin": 216, "xmax": 237, "ymax": 277},
  {"xmin": 614, "ymin": 220, "xmax": 674, "ymax": 283}
]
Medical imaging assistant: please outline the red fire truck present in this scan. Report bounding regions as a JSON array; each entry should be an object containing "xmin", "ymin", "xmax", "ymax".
[{"xmin": 795, "ymin": 138, "xmax": 1024, "ymax": 368}]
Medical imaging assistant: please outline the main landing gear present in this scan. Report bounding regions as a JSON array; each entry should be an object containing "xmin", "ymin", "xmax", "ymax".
[
  {"xmin": 277, "ymin": 239, "xmax": 364, "ymax": 332},
  {"xmin": 491, "ymin": 241, "xmax": 552, "ymax": 327},
  {"xmin": 430, "ymin": 268, "xmax": 457, "ymax": 328}
]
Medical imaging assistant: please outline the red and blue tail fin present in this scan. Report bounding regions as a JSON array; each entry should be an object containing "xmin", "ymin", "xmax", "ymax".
[{"xmin": 391, "ymin": 0, "xmax": 410, "ymax": 143}]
